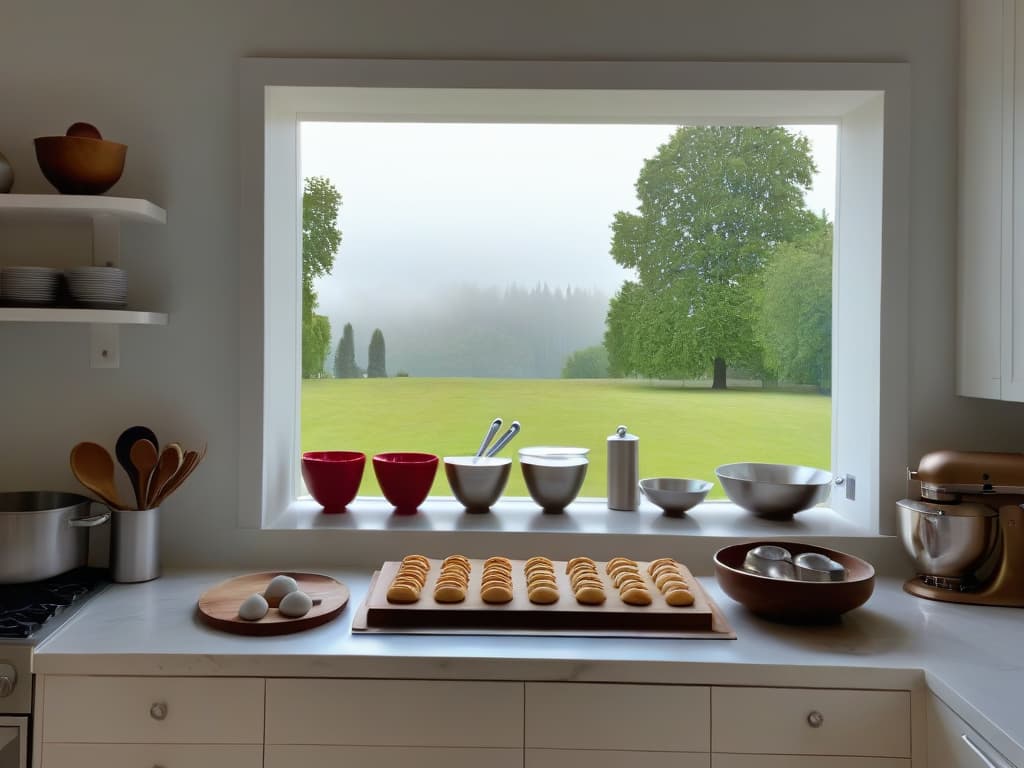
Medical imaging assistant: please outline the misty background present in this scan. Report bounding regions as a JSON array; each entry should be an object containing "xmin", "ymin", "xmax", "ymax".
[{"xmin": 301, "ymin": 122, "xmax": 837, "ymax": 378}]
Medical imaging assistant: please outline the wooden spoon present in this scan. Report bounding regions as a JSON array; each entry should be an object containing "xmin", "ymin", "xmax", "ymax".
[
  {"xmin": 146, "ymin": 443, "xmax": 183, "ymax": 508},
  {"xmin": 129, "ymin": 438, "xmax": 159, "ymax": 510},
  {"xmin": 152, "ymin": 450, "xmax": 198, "ymax": 507},
  {"xmin": 69, "ymin": 442, "xmax": 125, "ymax": 510},
  {"xmin": 114, "ymin": 425, "xmax": 158, "ymax": 495}
]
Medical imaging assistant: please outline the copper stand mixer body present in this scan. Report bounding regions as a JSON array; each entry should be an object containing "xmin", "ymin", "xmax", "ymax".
[{"xmin": 899, "ymin": 450, "xmax": 1024, "ymax": 607}]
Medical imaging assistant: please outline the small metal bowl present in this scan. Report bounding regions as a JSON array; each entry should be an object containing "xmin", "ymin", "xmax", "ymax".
[
  {"xmin": 639, "ymin": 478, "xmax": 713, "ymax": 516},
  {"xmin": 715, "ymin": 462, "xmax": 832, "ymax": 519},
  {"xmin": 521, "ymin": 456, "xmax": 588, "ymax": 512},
  {"xmin": 444, "ymin": 456, "xmax": 511, "ymax": 512}
]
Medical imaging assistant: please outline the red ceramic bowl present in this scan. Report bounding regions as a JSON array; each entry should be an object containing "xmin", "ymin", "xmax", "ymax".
[
  {"xmin": 301, "ymin": 451, "xmax": 366, "ymax": 512},
  {"xmin": 714, "ymin": 541, "xmax": 875, "ymax": 624},
  {"xmin": 373, "ymin": 452, "xmax": 439, "ymax": 513}
]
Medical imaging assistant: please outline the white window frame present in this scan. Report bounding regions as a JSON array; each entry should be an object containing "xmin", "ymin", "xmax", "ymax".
[{"xmin": 238, "ymin": 59, "xmax": 910, "ymax": 533}]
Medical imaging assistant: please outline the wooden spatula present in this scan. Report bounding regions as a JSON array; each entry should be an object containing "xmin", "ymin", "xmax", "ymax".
[
  {"xmin": 70, "ymin": 442, "xmax": 126, "ymax": 510},
  {"xmin": 146, "ymin": 443, "xmax": 183, "ymax": 509},
  {"xmin": 129, "ymin": 438, "xmax": 159, "ymax": 510}
]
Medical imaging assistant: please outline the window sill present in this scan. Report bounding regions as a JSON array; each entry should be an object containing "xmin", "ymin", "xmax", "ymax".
[{"xmin": 271, "ymin": 497, "xmax": 877, "ymax": 537}]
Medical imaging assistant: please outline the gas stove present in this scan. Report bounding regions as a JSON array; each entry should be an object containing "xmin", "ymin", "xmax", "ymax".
[
  {"xmin": 0, "ymin": 568, "xmax": 109, "ymax": 724},
  {"xmin": 0, "ymin": 568, "xmax": 108, "ymax": 640}
]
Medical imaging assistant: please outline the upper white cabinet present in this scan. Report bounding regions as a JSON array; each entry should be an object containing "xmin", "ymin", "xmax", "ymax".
[{"xmin": 958, "ymin": 0, "xmax": 1024, "ymax": 402}]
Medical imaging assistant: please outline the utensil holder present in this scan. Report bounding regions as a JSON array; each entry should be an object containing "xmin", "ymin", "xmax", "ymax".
[{"xmin": 110, "ymin": 507, "xmax": 160, "ymax": 583}]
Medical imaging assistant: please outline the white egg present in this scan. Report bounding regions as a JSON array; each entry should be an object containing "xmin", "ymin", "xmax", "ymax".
[
  {"xmin": 238, "ymin": 593, "xmax": 269, "ymax": 621},
  {"xmin": 278, "ymin": 589, "xmax": 313, "ymax": 618},
  {"xmin": 263, "ymin": 574, "xmax": 299, "ymax": 606}
]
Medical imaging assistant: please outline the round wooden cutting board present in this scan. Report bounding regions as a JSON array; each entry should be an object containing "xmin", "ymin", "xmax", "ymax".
[{"xmin": 197, "ymin": 571, "xmax": 350, "ymax": 636}]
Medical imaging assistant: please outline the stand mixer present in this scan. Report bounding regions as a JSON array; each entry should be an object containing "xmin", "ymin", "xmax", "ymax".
[{"xmin": 897, "ymin": 450, "xmax": 1024, "ymax": 606}]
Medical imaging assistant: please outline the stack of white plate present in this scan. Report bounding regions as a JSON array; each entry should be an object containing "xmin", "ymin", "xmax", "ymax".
[
  {"xmin": 0, "ymin": 267, "xmax": 61, "ymax": 305},
  {"xmin": 64, "ymin": 266, "xmax": 128, "ymax": 308}
]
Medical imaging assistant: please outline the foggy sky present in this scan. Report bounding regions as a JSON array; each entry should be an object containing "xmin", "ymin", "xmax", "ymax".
[{"xmin": 301, "ymin": 122, "xmax": 837, "ymax": 361}]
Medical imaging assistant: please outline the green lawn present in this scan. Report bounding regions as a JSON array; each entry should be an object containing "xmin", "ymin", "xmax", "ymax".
[{"xmin": 301, "ymin": 378, "xmax": 830, "ymax": 500}]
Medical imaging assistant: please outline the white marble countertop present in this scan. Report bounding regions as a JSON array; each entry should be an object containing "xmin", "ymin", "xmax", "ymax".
[{"xmin": 34, "ymin": 569, "xmax": 1024, "ymax": 764}]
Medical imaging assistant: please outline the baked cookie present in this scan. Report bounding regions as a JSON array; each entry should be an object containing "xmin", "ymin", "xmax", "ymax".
[
  {"xmin": 664, "ymin": 587, "xmax": 695, "ymax": 606},
  {"xmin": 481, "ymin": 582, "xmax": 514, "ymax": 604},
  {"xmin": 620, "ymin": 586, "xmax": 653, "ymax": 606}
]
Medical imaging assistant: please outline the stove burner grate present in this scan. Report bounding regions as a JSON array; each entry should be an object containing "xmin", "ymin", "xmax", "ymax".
[{"xmin": 0, "ymin": 567, "xmax": 108, "ymax": 639}]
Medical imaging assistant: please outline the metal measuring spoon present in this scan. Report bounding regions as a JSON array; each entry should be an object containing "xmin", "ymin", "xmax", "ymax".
[
  {"xmin": 476, "ymin": 418, "xmax": 503, "ymax": 457},
  {"xmin": 743, "ymin": 544, "xmax": 796, "ymax": 579},
  {"xmin": 793, "ymin": 552, "xmax": 846, "ymax": 582}
]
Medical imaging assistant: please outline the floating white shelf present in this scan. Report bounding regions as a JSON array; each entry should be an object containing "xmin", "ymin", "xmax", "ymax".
[
  {"xmin": 0, "ymin": 195, "xmax": 168, "ymax": 367},
  {"xmin": 0, "ymin": 194, "xmax": 166, "ymax": 223},
  {"xmin": 0, "ymin": 307, "xmax": 168, "ymax": 325}
]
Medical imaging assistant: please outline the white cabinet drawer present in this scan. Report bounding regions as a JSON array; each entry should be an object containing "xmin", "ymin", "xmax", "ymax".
[
  {"xmin": 526, "ymin": 682, "xmax": 710, "ymax": 752},
  {"xmin": 265, "ymin": 746, "xmax": 522, "ymax": 768},
  {"xmin": 528, "ymin": 748, "xmax": 710, "ymax": 768},
  {"xmin": 266, "ymin": 679, "xmax": 523, "ymax": 747},
  {"xmin": 928, "ymin": 694, "xmax": 1017, "ymax": 768},
  {"xmin": 41, "ymin": 676, "xmax": 264, "ymax": 744},
  {"xmin": 711, "ymin": 687, "xmax": 910, "ymax": 758},
  {"xmin": 41, "ymin": 743, "xmax": 262, "ymax": 768},
  {"xmin": 713, "ymin": 756, "xmax": 909, "ymax": 768}
]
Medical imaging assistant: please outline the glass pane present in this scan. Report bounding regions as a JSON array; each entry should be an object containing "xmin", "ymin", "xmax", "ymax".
[{"xmin": 300, "ymin": 122, "xmax": 835, "ymax": 499}]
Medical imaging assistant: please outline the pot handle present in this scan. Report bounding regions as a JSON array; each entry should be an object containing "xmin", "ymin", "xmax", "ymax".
[{"xmin": 69, "ymin": 512, "xmax": 111, "ymax": 528}]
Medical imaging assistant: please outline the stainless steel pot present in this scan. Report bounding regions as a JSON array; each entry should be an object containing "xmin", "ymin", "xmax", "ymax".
[
  {"xmin": 897, "ymin": 498, "xmax": 999, "ymax": 577},
  {"xmin": 0, "ymin": 491, "xmax": 110, "ymax": 584}
]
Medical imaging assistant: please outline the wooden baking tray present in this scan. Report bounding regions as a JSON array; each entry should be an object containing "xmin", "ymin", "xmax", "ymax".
[{"xmin": 366, "ymin": 559, "xmax": 713, "ymax": 631}]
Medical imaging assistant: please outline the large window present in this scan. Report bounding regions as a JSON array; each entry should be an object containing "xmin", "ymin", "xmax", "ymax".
[
  {"xmin": 239, "ymin": 60, "xmax": 910, "ymax": 533},
  {"xmin": 298, "ymin": 121, "xmax": 837, "ymax": 500}
]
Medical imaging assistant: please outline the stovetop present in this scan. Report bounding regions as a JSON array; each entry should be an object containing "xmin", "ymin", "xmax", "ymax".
[{"xmin": 0, "ymin": 568, "xmax": 109, "ymax": 642}]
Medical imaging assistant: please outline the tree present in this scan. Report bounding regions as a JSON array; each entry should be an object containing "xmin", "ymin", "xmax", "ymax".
[
  {"xmin": 302, "ymin": 314, "xmax": 331, "ymax": 379},
  {"xmin": 367, "ymin": 328, "xmax": 387, "ymax": 378},
  {"xmin": 302, "ymin": 176, "xmax": 342, "ymax": 378},
  {"xmin": 333, "ymin": 322, "xmax": 360, "ymax": 379},
  {"xmin": 562, "ymin": 345, "xmax": 610, "ymax": 378},
  {"xmin": 606, "ymin": 126, "xmax": 817, "ymax": 388},
  {"xmin": 756, "ymin": 216, "xmax": 833, "ymax": 392}
]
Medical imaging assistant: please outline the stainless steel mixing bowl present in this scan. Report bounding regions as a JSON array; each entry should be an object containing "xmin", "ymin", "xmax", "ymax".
[
  {"xmin": 444, "ymin": 456, "xmax": 512, "ymax": 511},
  {"xmin": 897, "ymin": 498, "xmax": 999, "ymax": 577},
  {"xmin": 639, "ymin": 477, "xmax": 713, "ymax": 515},
  {"xmin": 715, "ymin": 462, "xmax": 832, "ymax": 519},
  {"xmin": 521, "ymin": 456, "xmax": 588, "ymax": 512}
]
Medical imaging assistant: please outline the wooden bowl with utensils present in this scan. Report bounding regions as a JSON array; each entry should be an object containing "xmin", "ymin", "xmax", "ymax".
[{"xmin": 714, "ymin": 541, "xmax": 875, "ymax": 623}]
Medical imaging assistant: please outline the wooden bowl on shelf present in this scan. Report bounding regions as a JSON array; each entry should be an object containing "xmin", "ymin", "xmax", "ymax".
[{"xmin": 34, "ymin": 134, "xmax": 126, "ymax": 195}]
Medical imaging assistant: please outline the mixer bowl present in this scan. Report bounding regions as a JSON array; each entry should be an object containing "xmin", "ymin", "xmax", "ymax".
[{"xmin": 897, "ymin": 499, "xmax": 999, "ymax": 577}]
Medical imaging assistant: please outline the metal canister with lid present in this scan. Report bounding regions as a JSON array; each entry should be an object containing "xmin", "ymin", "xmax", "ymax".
[{"xmin": 607, "ymin": 425, "xmax": 639, "ymax": 511}]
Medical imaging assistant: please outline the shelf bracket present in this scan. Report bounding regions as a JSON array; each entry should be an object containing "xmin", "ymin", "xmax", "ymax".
[
  {"xmin": 92, "ymin": 215, "xmax": 120, "ymax": 267},
  {"xmin": 90, "ymin": 324, "xmax": 120, "ymax": 368}
]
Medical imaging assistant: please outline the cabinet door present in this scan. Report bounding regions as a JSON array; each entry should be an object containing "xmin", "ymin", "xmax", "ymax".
[
  {"xmin": 958, "ymin": 0, "xmax": 1011, "ymax": 399},
  {"xmin": 713, "ymin": 757, "xmax": 908, "ymax": 768},
  {"xmin": 265, "ymin": 746, "xmax": 521, "ymax": 768},
  {"xmin": 711, "ymin": 687, "xmax": 910, "ymax": 758},
  {"xmin": 526, "ymin": 682, "xmax": 710, "ymax": 752},
  {"xmin": 41, "ymin": 744, "xmax": 262, "ymax": 768},
  {"xmin": 266, "ymin": 679, "xmax": 522, "ymax": 747},
  {"xmin": 1011, "ymin": 0, "xmax": 1024, "ymax": 401},
  {"xmin": 927, "ymin": 694, "xmax": 1017, "ymax": 768},
  {"xmin": 40, "ymin": 677, "xmax": 264, "ymax": 744},
  {"xmin": 528, "ymin": 748, "xmax": 709, "ymax": 768}
]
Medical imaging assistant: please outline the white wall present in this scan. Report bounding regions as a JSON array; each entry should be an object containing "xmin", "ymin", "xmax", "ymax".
[{"xmin": 1, "ymin": 0, "xmax": 1020, "ymax": 567}]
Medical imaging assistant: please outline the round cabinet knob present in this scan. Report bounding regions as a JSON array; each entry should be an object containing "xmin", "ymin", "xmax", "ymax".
[
  {"xmin": 807, "ymin": 710, "xmax": 825, "ymax": 728},
  {"xmin": 149, "ymin": 701, "xmax": 168, "ymax": 721},
  {"xmin": 0, "ymin": 664, "xmax": 16, "ymax": 698}
]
